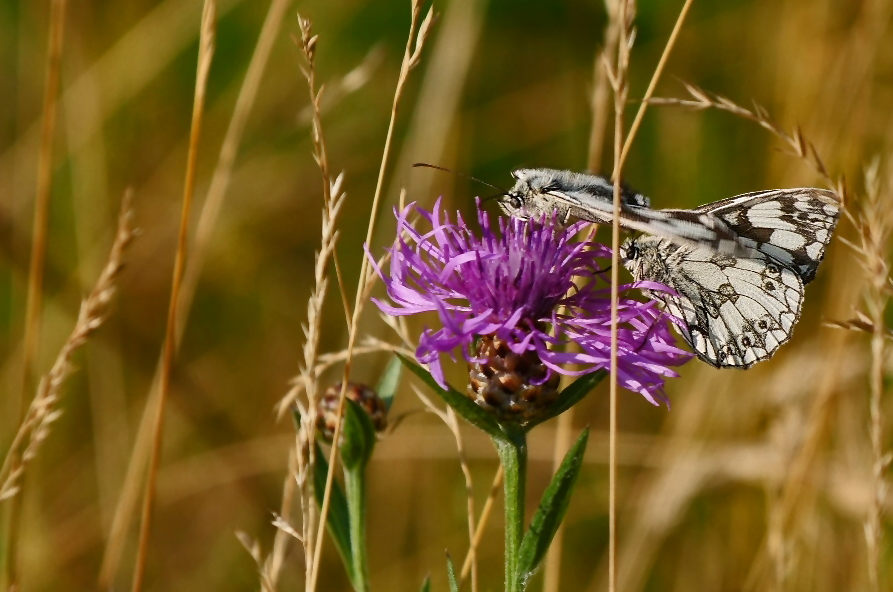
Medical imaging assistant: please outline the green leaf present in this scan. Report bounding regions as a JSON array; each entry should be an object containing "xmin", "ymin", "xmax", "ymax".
[
  {"xmin": 446, "ymin": 553, "xmax": 459, "ymax": 592},
  {"xmin": 313, "ymin": 442, "xmax": 354, "ymax": 585},
  {"xmin": 396, "ymin": 354, "xmax": 508, "ymax": 441},
  {"xmin": 344, "ymin": 463, "xmax": 370, "ymax": 592},
  {"xmin": 419, "ymin": 574, "xmax": 432, "ymax": 592},
  {"xmin": 525, "ymin": 371, "xmax": 607, "ymax": 431},
  {"xmin": 515, "ymin": 428, "xmax": 589, "ymax": 588},
  {"xmin": 376, "ymin": 355, "xmax": 403, "ymax": 412},
  {"xmin": 341, "ymin": 398, "xmax": 377, "ymax": 470}
]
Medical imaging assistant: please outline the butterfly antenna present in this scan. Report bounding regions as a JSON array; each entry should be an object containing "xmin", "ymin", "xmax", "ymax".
[
  {"xmin": 481, "ymin": 191, "xmax": 508, "ymax": 204},
  {"xmin": 413, "ymin": 162, "xmax": 509, "ymax": 194}
]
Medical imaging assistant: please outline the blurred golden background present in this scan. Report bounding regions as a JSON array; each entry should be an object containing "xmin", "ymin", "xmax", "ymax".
[{"xmin": 1, "ymin": 0, "xmax": 891, "ymax": 590}]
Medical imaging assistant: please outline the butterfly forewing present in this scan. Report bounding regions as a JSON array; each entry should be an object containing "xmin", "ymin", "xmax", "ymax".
[
  {"xmin": 506, "ymin": 169, "xmax": 790, "ymax": 257},
  {"xmin": 694, "ymin": 188, "xmax": 839, "ymax": 283}
]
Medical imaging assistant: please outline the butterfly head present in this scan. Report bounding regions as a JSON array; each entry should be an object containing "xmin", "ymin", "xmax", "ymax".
[
  {"xmin": 620, "ymin": 236, "xmax": 676, "ymax": 285},
  {"xmin": 501, "ymin": 168, "xmax": 654, "ymax": 223},
  {"xmin": 496, "ymin": 169, "xmax": 562, "ymax": 221},
  {"xmin": 619, "ymin": 237, "xmax": 641, "ymax": 274}
]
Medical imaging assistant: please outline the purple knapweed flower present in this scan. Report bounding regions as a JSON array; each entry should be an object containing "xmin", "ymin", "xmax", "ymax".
[{"xmin": 367, "ymin": 198, "xmax": 692, "ymax": 407}]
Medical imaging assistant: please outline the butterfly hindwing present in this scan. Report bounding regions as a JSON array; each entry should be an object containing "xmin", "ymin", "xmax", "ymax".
[{"xmin": 624, "ymin": 236, "xmax": 805, "ymax": 368}]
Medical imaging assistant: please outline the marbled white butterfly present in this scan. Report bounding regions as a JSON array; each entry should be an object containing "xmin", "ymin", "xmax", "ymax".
[
  {"xmin": 495, "ymin": 168, "xmax": 839, "ymax": 367},
  {"xmin": 621, "ymin": 188, "xmax": 839, "ymax": 368}
]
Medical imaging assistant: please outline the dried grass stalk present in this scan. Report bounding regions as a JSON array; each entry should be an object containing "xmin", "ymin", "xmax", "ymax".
[
  {"xmin": 830, "ymin": 158, "xmax": 892, "ymax": 592},
  {"xmin": 0, "ymin": 193, "xmax": 136, "ymax": 502},
  {"xmin": 410, "ymin": 386, "xmax": 481, "ymax": 592},
  {"xmin": 547, "ymin": 2, "xmax": 695, "ymax": 590},
  {"xmin": 605, "ymin": 2, "xmax": 636, "ymax": 591},
  {"xmin": 131, "ymin": 2, "xmax": 216, "ymax": 591},
  {"xmin": 652, "ymin": 83, "xmax": 856, "ymax": 592},
  {"xmin": 100, "ymin": 2, "xmax": 292, "ymax": 583},
  {"xmin": 649, "ymin": 83, "xmax": 848, "ymax": 204},
  {"xmin": 262, "ymin": 14, "xmax": 350, "ymax": 589},
  {"xmin": 308, "ymin": 3, "xmax": 434, "ymax": 589},
  {"xmin": 615, "ymin": 0, "xmax": 694, "ymax": 176},
  {"xmin": 586, "ymin": 0, "xmax": 622, "ymax": 173},
  {"xmin": 237, "ymin": 531, "xmax": 277, "ymax": 592},
  {"xmin": 7, "ymin": 0, "xmax": 70, "ymax": 582},
  {"xmin": 460, "ymin": 465, "xmax": 504, "ymax": 582}
]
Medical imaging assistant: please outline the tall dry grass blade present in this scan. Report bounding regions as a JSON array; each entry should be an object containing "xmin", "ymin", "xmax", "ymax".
[
  {"xmin": 64, "ymin": 32, "xmax": 131, "ymax": 539},
  {"xmin": 861, "ymin": 160, "xmax": 889, "ymax": 592},
  {"xmin": 5, "ymin": 0, "xmax": 68, "ymax": 585},
  {"xmin": 308, "ymin": 3, "xmax": 435, "ymax": 589},
  {"xmin": 544, "ymin": 2, "xmax": 626, "ymax": 587},
  {"xmin": 263, "ymin": 14, "xmax": 351, "ymax": 590},
  {"xmin": 263, "ymin": 441, "xmax": 299, "ymax": 591},
  {"xmin": 99, "ymin": 0, "xmax": 291, "ymax": 585},
  {"xmin": 238, "ymin": 531, "xmax": 277, "ymax": 592},
  {"xmin": 607, "ymin": 3, "xmax": 635, "ymax": 591},
  {"xmin": 99, "ymin": 374, "xmax": 158, "ymax": 588},
  {"xmin": 448, "ymin": 407, "xmax": 479, "ymax": 592},
  {"xmin": 586, "ymin": 0, "xmax": 621, "ymax": 173},
  {"xmin": 130, "ymin": 2, "xmax": 216, "ymax": 591},
  {"xmin": 0, "ymin": 193, "xmax": 136, "ymax": 502},
  {"xmin": 615, "ymin": 0, "xmax": 694, "ymax": 177},
  {"xmin": 177, "ymin": 0, "xmax": 293, "ymax": 339},
  {"xmin": 460, "ymin": 465, "xmax": 504, "ymax": 583}
]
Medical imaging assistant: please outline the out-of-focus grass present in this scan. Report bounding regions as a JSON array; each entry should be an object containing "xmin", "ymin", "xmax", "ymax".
[{"xmin": 1, "ymin": 0, "xmax": 891, "ymax": 590}]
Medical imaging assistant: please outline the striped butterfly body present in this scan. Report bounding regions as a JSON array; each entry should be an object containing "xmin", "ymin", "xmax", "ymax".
[
  {"xmin": 621, "ymin": 188, "xmax": 839, "ymax": 368},
  {"xmin": 497, "ymin": 168, "xmax": 840, "ymax": 367},
  {"xmin": 502, "ymin": 168, "xmax": 758, "ymax": 255}
]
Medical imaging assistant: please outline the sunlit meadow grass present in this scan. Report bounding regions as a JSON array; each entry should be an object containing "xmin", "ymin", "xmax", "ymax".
[{"xmin": 0, "ymin": 1, "xmax": 891, "ymax": 591}]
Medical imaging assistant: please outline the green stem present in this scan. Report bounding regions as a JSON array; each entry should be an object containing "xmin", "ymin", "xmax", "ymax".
[
  {"xmin": 494, "ymin": 426, "xmax": 527, "ymax": 592},
  {"xmin": 344, "ymin": 464, "xmax": 370, "ymax": 592}
]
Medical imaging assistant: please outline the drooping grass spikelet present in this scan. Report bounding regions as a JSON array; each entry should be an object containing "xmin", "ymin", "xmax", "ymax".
[
  {"xmin": 827, "ymin": 158, "xmax": 892, "ymax": 592},
  {"xmin": 649, "ymin": 83, "xmax": 849, "ymax": 205},
  {"xmin": 262, "ymin": 14, "xmax": 350, "ymax": 589},
  {"xmin": 0, "ymin": 193, "xmax": 136, "ymax": 501},
  {"xmin": 308, "ymin": 3, "xmax": 435, "ymax": 589}
]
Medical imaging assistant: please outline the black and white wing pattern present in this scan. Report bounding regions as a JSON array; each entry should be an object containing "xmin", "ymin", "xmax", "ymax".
[
  {"xmin": 693, "ymin": 188, "xmax": 839, "ymax": 284},
  {"xmin": 619, "ymin": 189, "xmax": 839, "ymax": 368},
  {"xmin": 502, "ymin": 168, "xmax": 754, "ymax": 255},
  {"xmin": 621, "ymin": 237, "xmax": 804, "ymax": 368}
]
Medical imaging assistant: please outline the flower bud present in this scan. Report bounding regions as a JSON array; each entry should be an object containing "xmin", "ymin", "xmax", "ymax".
[
  {"xmin": 467, "ymin": 335, "xmax": 561, "ymax": 422},
  {"xmin": 315, "ymin": 382, "xmax": 388, "ymax": 442}
]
